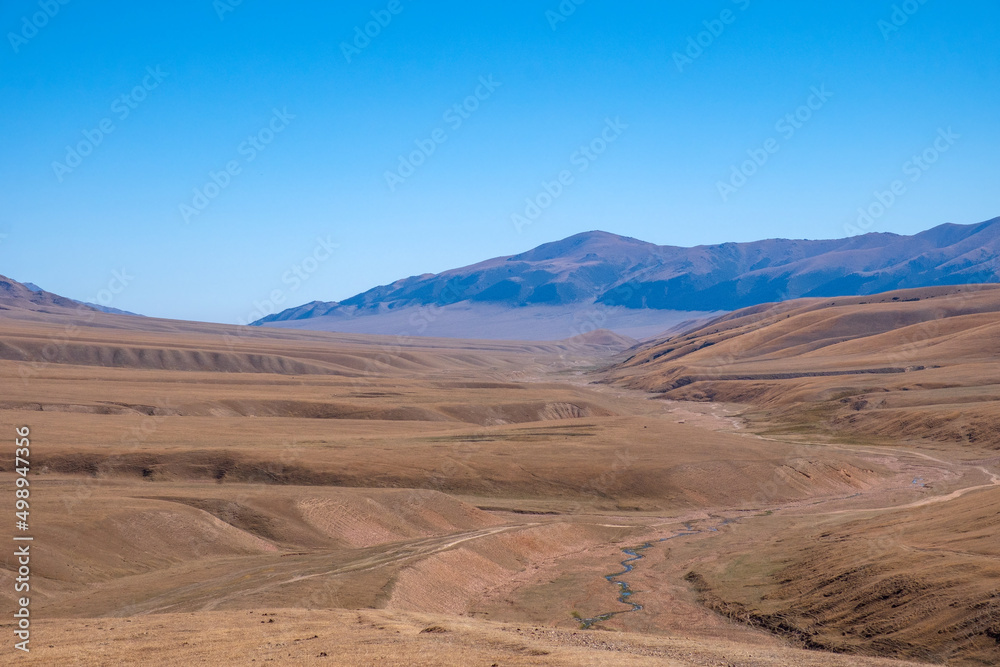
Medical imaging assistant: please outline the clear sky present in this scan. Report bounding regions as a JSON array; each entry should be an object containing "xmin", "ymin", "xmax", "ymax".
[{"xmin": 1, "ymin": 1, "xmax": 997, "ymax": 322}]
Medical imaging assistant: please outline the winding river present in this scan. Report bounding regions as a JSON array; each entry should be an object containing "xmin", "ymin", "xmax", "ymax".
[{"xmin": 577, "ymin": 520, "xmax": 734, "ymax": 629}]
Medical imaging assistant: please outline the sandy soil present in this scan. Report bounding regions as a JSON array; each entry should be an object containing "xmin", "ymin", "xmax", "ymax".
[{"xmin": 12, "ymin": 608, "xmax": 929, "ymax": 666}]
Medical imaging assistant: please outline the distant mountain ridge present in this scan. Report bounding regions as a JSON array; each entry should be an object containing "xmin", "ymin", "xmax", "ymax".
[
  {"xmin": 0, "ymin": 275, "xmax": 94, "ymax": 314},
  {"xmin": 21, "ymin": 282, "xmax": 142, "ymax": 316},
  {"xmin": 255, "ymin": 218, "xmax": 1000, "ymax": 334}
]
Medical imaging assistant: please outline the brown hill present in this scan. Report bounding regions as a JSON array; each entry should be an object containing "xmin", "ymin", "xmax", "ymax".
[
  {"xmin": 605, "ymin": 284, "xmax": 1000, "ymax": 447},
  {"xmin": 686, "ymin": 468, "xmax": 1000, "ymax": 664},
  {"xmin": 603, "ymin": 283, "xmax": 1000, "ymax": 664}
]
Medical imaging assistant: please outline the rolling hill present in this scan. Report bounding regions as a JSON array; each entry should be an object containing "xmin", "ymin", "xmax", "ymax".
[
  {"xmin": 604, "ymin": 282, "xmax": 1000, "ymax": 447},
  {"xmin": 602, "ymin": 284, "xmax": 1000, "ymax": 663}
]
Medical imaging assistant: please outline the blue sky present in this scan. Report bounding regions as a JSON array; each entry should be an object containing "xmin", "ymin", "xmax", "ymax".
[{"xmin": 1, "ymin": 1, "xmax": 997, "ymax": 322}]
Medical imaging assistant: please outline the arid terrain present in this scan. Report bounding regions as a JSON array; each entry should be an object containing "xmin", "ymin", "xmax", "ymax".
[{"xmin": 1, "ymin": 283, "xmax": 998, "ymax": 665}]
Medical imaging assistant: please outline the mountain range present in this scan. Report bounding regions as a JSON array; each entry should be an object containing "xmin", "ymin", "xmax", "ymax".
[
  {"xmin": 4, "ymin": 218, "xmax": 997, "ymax": 340},
  {"xmin": 253, "ymin": 217, "xmax": 1000, "ymax": 339}
]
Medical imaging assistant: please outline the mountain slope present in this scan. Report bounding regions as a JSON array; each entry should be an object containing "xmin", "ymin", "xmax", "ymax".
[
  {"xmin": 253, "ymin": 218, "xmax": 1000, "ymax": 339},
  {"xmin": 0, "ymin": 274, "xmax": 96, "ymax": 314},
  {"xmin": 22, "ymin": 281, "xmax": 143, "ymax": 316}
]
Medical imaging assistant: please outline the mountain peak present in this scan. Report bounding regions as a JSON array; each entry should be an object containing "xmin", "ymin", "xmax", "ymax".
[{"xmin": 510, "ymin": 230, "xmax": 655, "ymax": 263}]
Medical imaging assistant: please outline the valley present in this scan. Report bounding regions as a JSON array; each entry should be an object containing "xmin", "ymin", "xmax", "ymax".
[{"xmin": 0, "ymin": 284, "xmax": 997, "ymax": 665}]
